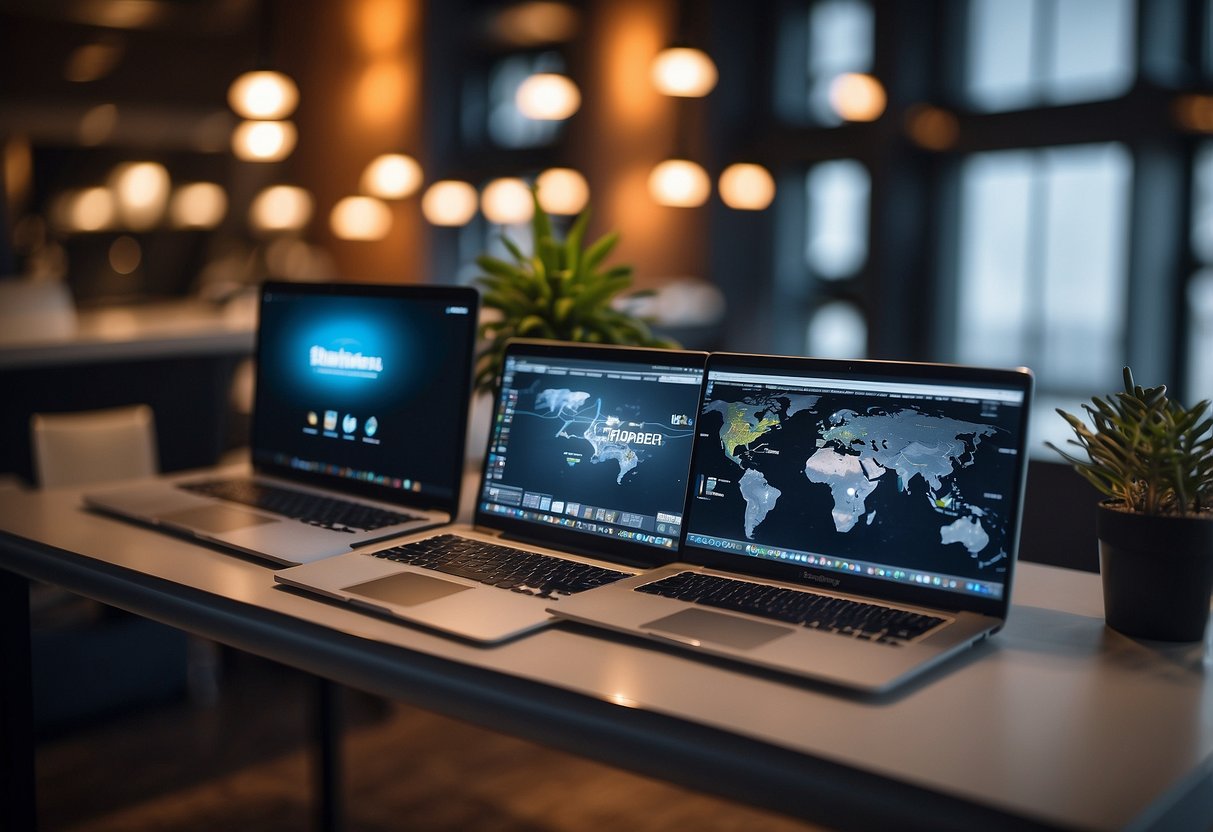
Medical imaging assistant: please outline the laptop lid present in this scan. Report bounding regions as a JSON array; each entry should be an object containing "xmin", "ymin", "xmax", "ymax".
[
  {"xmin": 251, "ymin": 281, "xmax": 479, "ymax": 516},
  {"xmin": 473, "ymin": 339, "xmax": 707, "ymax": 567},
  {"xmin": 681, "ymin": 353, "xmax": 1033, "ymax": 620}
]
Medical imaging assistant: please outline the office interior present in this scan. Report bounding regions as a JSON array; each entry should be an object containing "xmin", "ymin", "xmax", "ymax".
[{"xmin": 1, "ymin": 0, "xmax": 1209, "ymax": 829}]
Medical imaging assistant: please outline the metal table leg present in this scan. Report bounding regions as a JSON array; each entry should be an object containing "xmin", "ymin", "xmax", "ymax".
[{"xmin": 1, "ymin": 569, "xmax": 37, "ymax": 832}]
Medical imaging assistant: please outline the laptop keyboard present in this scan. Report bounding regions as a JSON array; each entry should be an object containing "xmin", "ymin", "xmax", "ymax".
[
  {"xmin": 373, "ymin": 534, "xmax": 631, "ymax": 599},
  {"xmin": 637, "ymin": 572, "xmax": 946, "ymax": 645},
  {"xmin": 181, "ymin": 479, "xmax": 420, "ymax": 533}
]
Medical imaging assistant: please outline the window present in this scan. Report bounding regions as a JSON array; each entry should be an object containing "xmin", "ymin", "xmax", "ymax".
[
  {"xmin": 784, "ymin": 159, "xmax": 871, "ymax": 358},
  {"xmin": 966, "ymin": 0, "xmax": 1135, "ymax": 111},
  {"xmin": 476, "ymin": 52, "xmax": 566, "ymax": 149},
  {"xmin": 776, "ymin": 0, "xmax": 875, "ymax": 125},
  {"xmin": 956, "ymin": 143, "xmax": 1133, "ymax": 452},
  {"xmin": 1187, "ymin": 144, "xmax": 1213, "ymax": 401}
]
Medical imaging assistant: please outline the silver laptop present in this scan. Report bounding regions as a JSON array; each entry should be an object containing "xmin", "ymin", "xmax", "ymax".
[
  {"xmin": 84, "ymin": 280, "xmax": 478, "ymax": 566},
  {"xmin": 275, "ymin": 339, "xmax": 707, "ymax": 642},
  {"xmin": 550, "ymin": 352, "xmax": 1034, "ymax": 693}
]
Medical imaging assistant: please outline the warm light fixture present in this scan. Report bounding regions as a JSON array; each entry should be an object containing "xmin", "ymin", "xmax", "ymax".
[
  {"xmin": 361, "ymin": 153, "xmax": 423, "ymax": 199},
  {"xmin": 78, "ymin": 103, "xmax": 119, "ymax": 146},
  {"xmin": 330, "ymin": 196, "xmax": 393, "ymax": 240},
  {"xmin": 535, "ymin": 167, "xmax": 589, "ymax": 215},
  {"xmin": 490, "ymin": 2, "xmax": 580, "ymax": 47},
  {"xmin": 719, "ymin": 163, "xmax": 776, "ymax": 211},
  {"xmin": 515, "ymin": 73, "xmax": 581, "ymax": 120},
  {"xmin": 108, "ymin": 235, "xmax": 142, "ymax": 275},
  {"xmin": 651, "ymin": 47, "xmax": 717, "ymax": 97},
  {"xmin": 648, "ymin": 159, "xmax": 711, "ymax": 207},
  {"xmin": 421, "ymin": 180, "xmax": 478, "ymax": 226},
  {"xmin": 228, "ymin": 70, "xmax": 300, "ymax": 120},
  {"xmin": 170, "ymin": 182, "xmax": 228, "ymax": 229},
  {"xmin": 64, "ymin": 39, "xmax": 124, "ymax": 83},
  {"xmin": 232, "ymin": 120, "xmax": 297, "ymax": 162},
  {"xmin": 66, "ymin": 187, "xmax": 117, "ymax": 232},
  {"xmin": 828, "ymin": 72, "xmax": 887, "ymax": 122},
  {"xmin": 249, "ymin": 185, "xmax": 314, "ymax": 233},
  {"xmin": 481, "ymin": 177, "xmax": 534, "ymax": 225},
  {"xmin": 904, "ymin": 104, "xmax": 960, "ymax": 150},
  {"xmin": 109, "ymin": 161, "xmax": 170, "ymax": 230}
]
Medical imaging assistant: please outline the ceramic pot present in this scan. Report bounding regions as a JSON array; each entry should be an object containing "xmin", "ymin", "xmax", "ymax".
[{"xmin": 1096, "ymin": 504, "xmax": 1213, "ymax": 642}]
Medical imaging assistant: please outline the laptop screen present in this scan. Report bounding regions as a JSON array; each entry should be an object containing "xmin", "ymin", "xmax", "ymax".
[
  {"xmin": 251, "ymin": 281, "xmax": 478, "ymax": 511},
  {"xmin": 682, "ymin": 354, "xmax": 1032, "ymax": 613},
  {"xmin": 476, "ymin": 341, "xmax": 706, "ymax": 563}
]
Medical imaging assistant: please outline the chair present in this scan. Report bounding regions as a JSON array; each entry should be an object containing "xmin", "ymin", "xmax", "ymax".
[
  {"xmin": 31, "ymin": 404, "xmax": 158, "ymax": 488},
  {"xmin": 26, "ymin": 405, "xmax": 221, "ymax": 724}
]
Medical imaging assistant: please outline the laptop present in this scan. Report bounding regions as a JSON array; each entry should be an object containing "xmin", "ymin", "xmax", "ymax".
[
  {"xmin": 550, "ymin": 352, "xmax": 1034, "ymax": 693},
  {"xmin": 274, "ymin": 339, "xmax": 707, "ymax": 642},
  {"xmin": 84, "ymin": 280, "xmax": 478, "ymax": 566}
]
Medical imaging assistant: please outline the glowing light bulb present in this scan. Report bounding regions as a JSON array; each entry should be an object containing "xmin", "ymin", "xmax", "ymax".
[
  {"xmin": 650, "ymin": 48, "xmax": 717, "ymax": 97},
  {"xmin": 535, "ymin": 168, "xmax": 590, "ymax": 215},
  {"xmin": 228, "ymin": 70, "xmax": 299, "ymax": 120},
  {"xmin": 170, "ymin": 182, "xmax": 228, "ymax": 229},
  {"xmin": 718, "ymin": 163, "xmax": 776, "ymax": 211},
  {"xmin": 69, "ymin": 187, "xmax": 117, "ymax": 232},
  {"xmin": 330, "ymin": 196, "xmax": 392, "ymax": 240},
  {"xmin": 515, "ymin": 73, "xmax": 581, "ymax": 120},
  {"xmin": 481, "ymin": 178, "xmax": 534, "ymax": 225},
  {"xmin": 648, "ymin": 160, "xmax": 710, "ymax": 207},
  {"xmin": 361, "ymin": 153, "xmax": 423, "ymax": 199},
  {"xmin": 249, "ymin": 185, "xmax": 313, "ymax": 232},
  {"xmin": 828, "ymin": 73, "xmax": 887, "ymax": 122},
  {"xmin": 421, "ymin": 180, "xmax": 478, "ymax": 226},
  {"xmin": 232, "ymin": 120, "xmax": 297, "ymax": 162},
  {"xmin": 109, "ymin": 161, "xmax": 170, "ymax": 229}
]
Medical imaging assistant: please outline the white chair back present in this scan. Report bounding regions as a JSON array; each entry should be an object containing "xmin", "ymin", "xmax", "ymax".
[{"xmin": 31, "ymin": 405, "xmax": 159, "ymax": 488}]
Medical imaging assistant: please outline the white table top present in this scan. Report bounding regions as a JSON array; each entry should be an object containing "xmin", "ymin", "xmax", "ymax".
[{"xmin": 1, "ymin": 482, "xmax": 1210, "ymax": 831}]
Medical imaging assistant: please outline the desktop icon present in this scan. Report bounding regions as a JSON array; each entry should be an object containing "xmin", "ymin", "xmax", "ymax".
[
  {"xmin": 364, "ymin": 416, "xmax": 378, "ymax": 437},
  {"xmin": 323, "ymin": 410, "xmax": 338, "ymax": 431},
  {"xmin": 342, "ymin": 414, "xmax": 357, "ymax": 434}
]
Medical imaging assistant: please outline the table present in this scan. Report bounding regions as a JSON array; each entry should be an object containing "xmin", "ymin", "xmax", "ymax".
[{"xmin": 2, "ymin": 484, "xmax": 1211, "ymax": 832}]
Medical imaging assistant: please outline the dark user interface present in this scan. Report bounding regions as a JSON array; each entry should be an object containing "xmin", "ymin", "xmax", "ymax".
[
  {"xmin": 253, "ymin": 289, "xmax": 475, "ymax": 501},
  {"xmin": 684, "ymin": 368, "xmax": 1027, "ymax": 600},
  {"xmin": 480, "ymin": 353, "xmax": 704, "ymax": 552}
]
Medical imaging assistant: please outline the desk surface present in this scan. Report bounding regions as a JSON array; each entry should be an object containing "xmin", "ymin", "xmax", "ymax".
[{"xmin": 2, "ymin": 484, "xmax": 1210, "ymax": 832}]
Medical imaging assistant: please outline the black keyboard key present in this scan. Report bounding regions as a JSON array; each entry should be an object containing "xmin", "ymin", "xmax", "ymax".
[
  {"xmin": 181, "ymin": 479, "xmax": 419, "ymax": 533},
  {"xmin": 637, "ymin": 572, "xmax": 945, "ymax": 644},
  {"xmin": 373, "ymin": 535, "xmax": 631, "ymax": 598}
]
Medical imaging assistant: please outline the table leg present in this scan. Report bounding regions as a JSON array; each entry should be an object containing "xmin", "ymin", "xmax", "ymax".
[
  {"xmin": 313, "ymin": 676, "xmax": 342, "ymax": 832},
  {"xmin": 1, "ymin": 569, "xmax": 37, "ymax": 832}
]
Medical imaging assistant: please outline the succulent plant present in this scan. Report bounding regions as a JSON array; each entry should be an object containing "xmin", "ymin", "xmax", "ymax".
[
  {"xmin": 472, "ymin": 189, "xmax": 675, "ymax": 394},
  {"xmin": 1047, "ymin": 367, "xmax": 1213, "ymax": 516}
]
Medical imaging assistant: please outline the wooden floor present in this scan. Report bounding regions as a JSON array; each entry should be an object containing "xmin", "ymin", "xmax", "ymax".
[{"xmin": 36, "ymin": 651, "xmax": 827, "ymax": 832}]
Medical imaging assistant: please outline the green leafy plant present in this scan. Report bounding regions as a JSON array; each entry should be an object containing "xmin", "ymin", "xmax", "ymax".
[
  {"xmin": 473, "ymin": 189, "xmax": 675, "ymax": 394},
  {"xmin": 1046, "ymin": 367, "xmax": 1213, "ymax": 516}
]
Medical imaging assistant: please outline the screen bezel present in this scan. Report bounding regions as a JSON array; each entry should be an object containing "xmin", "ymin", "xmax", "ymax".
[
  {"xmin": 250, "ymin": 280, "xmax": 479, "ymax": 514},
  {"xmin": 473, "ymin": 338, "xmax": 708, "ymax": 568},
  {"xmin": 680, "ymin": 351, "xmax": 1034, "ymax": 618}
]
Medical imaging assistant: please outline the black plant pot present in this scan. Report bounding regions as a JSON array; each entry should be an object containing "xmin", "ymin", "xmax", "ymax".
[{"xmin": 1096, "ymin": 504, "xmax": 1213, "ymax": 642}]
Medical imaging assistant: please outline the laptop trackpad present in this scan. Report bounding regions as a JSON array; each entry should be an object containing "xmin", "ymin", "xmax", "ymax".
[
  {"xmin": 158, "ymin": 505, "xmax": 278, "ymax": 533},
  {"xmin": 644, "ymin": 608, "xmax": 792, "ymax": 650},
  {"xmin": 344, "ymin": 572, "xmax": 472, "ymax": 607}
]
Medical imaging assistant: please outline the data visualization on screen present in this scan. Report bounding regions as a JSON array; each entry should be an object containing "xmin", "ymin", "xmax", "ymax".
[{"xmin": 479, "ymin": 352, "xmax": 704, "ymax": 553}]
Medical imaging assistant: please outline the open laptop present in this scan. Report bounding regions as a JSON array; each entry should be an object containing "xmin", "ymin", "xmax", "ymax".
[
  {"xmin": 84, "ymin": 280, "xmax": 478, "ymax": 566},
  {"xmin": 274, "ymin": 339, "xmax": 707, "ymax": 642},
  {"xmin": 550, "ymin": 352, "xmax": 1034, "ymax": 693}
]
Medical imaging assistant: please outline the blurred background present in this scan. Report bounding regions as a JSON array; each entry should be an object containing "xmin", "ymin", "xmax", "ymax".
[{"xmin": 3, "ymin": 0, "xmax": 1212, "ymax": 461}]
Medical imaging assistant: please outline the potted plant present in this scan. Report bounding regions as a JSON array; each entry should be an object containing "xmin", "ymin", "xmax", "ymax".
[
  {"xmin": 1047, "ymin": 367, "xmax": 1213, "ymax": 641},
  {"xmin": 472, "ymin": 189, "xmax": 674, "ymax": 395}
]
